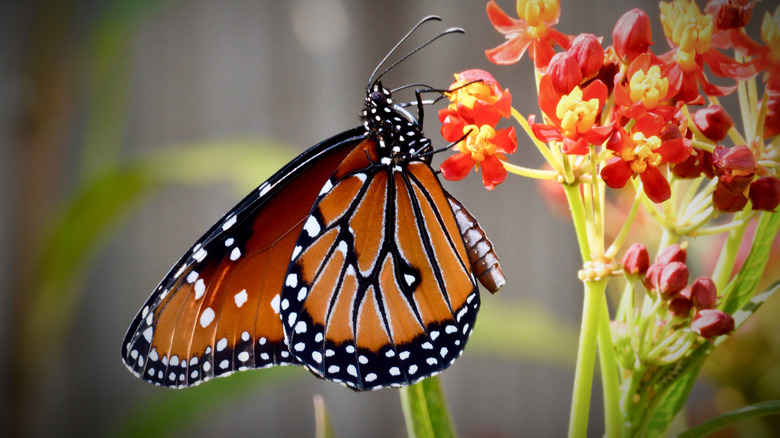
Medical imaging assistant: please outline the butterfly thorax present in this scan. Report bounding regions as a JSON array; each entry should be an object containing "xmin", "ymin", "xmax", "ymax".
[{"xmin": 362, "ymin": 82, "xmax": 431, "ymax": 167}]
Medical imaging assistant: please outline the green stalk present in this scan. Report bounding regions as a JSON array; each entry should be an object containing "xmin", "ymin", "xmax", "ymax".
[
  {"xmin": 400, "ymin": 376, "xmax": 457, "ymax": 438},
  {"xmin": 569, "ymin": 278, "xmax": 608, "ymax": 438},
  {"xmin": 711, "ymin": 210, "xmax": 750, "ymax": 291},
  {"xmin": 597, "ymin": 294, "xmax": 621, "ymax": 438}
]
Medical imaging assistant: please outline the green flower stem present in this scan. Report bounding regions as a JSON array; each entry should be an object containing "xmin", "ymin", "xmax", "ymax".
[
  {"xmin": 502, "ymin": 161, "xmax": 558, "ymax": 180},
  {"xmin": 400, "ymin": 376, "xmax": 456, "ymax": 438},
  {"xmin": 711, "ymin": 209, "xmax": 750, "ymax": 292},
  {"xmin": 563, "ymin": 183, "xmax": 591, "ymax": 261},
  {"xmin": 569, "ymin": 278, "xmax": 607, "ymax": 438},
  {"xmin": 605, "ymin": 190, "xmax": 642, "ymax": 259},
  {"xmin": 597, "ymin": 294, "xmax": 621, "ymax": 438},
  {"xmin": 512, "ymin": 108, "xmax": 562, "ymax": 173}
]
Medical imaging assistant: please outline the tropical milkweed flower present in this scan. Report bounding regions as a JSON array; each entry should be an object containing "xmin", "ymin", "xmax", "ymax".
[
  {"xmin": 613, "ymin": 53, "xmax": 681, "ymax": 122},
  {"xmin": 658, "ymin": 0, "xmax": 757, "ymax": 102},
  {"xmin": 439, "ymin": 69, "xmax": 517, "ymax": 190},
  {"xmin": 439, "ymin": 69, "xmax": 512, "ymax": 141},
  {"xmin": 484, "ymin": 0, "xmax": 572, "ymax": 68},
  {"xmin": 531, "ymin": 77, "xmax": 613, "ymax": 155},
  {"xmin": 600, "ymin": 118, "xmax": 691, "ymax": 203},
  {"xmin": 440, "ymin": 124, "xmax": 517, "ymax": 190}
]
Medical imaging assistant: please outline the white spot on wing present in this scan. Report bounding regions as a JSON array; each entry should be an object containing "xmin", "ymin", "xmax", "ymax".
[
  {"xmin": 142, "ymin": 327, "xmax": 153, "ymax": 343},
  {"xmin": 194, "ymin": 279, "xmax": 206, "ymax": 300},
  {"xmin": 303, "ymin": 216, "xmax": 321, "ymax": 237},
  {"xmin": 229, "ymin": 247, "xmax": 241, "ymax": 261},
  {"xmin": 216, "ymin": 338, "xmax": 228, "ymax": 352},
  {"xmin": 193, "ymin": 248, "xmax": 207, "ymax": 262},
  {"xmin": 222, "ymin": 214, "xmax": 237, "ymax": 230},
  {"xmin": 319, "ymin": 179, "xmax": 333, "ymax": 195},
  {"xmin": 199, "ymin": 308, "xmax": 215, "ymax": 328},
  {"xmin": 186, "ymin": 271, "xmax": 199, "ymax": 284},
  {"xmin": 270, "ymin": 294, "xmax": 280, "ymax": 314},
  {"xmin": 234, "ymin": 289, "xmax": 248, "ymax": 308},
  {"xmin": 286, "ymin": 273, "xmax": 298, "ymax": 288}
]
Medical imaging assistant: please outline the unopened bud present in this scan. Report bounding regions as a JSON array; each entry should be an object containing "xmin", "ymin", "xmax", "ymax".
[
  {"xmin": 570, "ymin": 33, "xmax": 604, "ymax": 80},
  {"xmin": 658, "ymin": 261, "xmax": 689, "ymax": 299},
  {"xmin": 682, "ymin": 276, "xmax": 718, "ymax": 310},
  {"xmin": 692, "ymin": 309, "xmax": 735, "ymax": 338},
  {"xmin": 622, "ymin": 243, "xmax": 650, "ymax": 275},
  {"xmin": 749, "ymin": 176, "xmax": 780, "ymax": 211},
  {"xmin": 656, "ymin": 244, "xmax": 687, "ymax": 265},
  {"xmin": 548, "ymin": 52, "xmax": 582, "ymax": 95},
  {"xmin": 693, "ymin": 105, "xmax": 734, "ymax": 142},
  {"xmin": 613, "ymin": 8, "xmax": 653, "ymax": 63}
]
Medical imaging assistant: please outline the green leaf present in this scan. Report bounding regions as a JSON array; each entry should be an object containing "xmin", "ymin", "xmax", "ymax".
[
  {"xmin": 721, "ymin": 210, "xmax": 780, "ymax": 315},
  {"xmin": 400, "ymin": 376, "xmax": 457, "ymax": 438},
  {"xmin": 313, "ymin": 394, "xmax": 339, "ymax": 438},
  {"xmin": 112, "ymin": 367, "xmax": 299, "ymax": 438},
  {"xmin": 674, "ymin": 400, "xmax": 780, "ymax": 438}
]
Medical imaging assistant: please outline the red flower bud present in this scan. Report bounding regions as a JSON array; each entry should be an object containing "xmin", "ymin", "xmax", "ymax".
[
  {"xmin": 570, "ymin": 33, "xmax": 604, "ymax": 80},
  {"xmin": 656, "ymin": 244, "xmax": 687, "ymax": 265},
  {"xmin": 669, "ymin": 296, "xmax": 693, "ymax": 318},
  {"xmin": 622, "ymin": 243, "xmax": 650, "ymax": 275},
  {"xmin": 714, "ymin": 184, "xmax": 749, "ymax": 212},
  {"xmin": 683, "ymin": 276, "xmax": 718, "ymax": 310},
  {"xmin": 658, "ymin": 261, "xmax": 689, "ymax": 299},
  {"xmin": 547, "ymin": 52, "xmax": 582, "ymax": 95},
  {"xmin": 749, "ymin": 176, "xmax": 780, "ymax": 211},
  {"xmin": 693, "ymin": 105, "xmax": 734, "ymax": 142},
  {"xmin": 612, "ymin": 8, "xmax": 653, "ymax": 63},
  {"xmin": 713, "ymin": 145, "xmax": 758, "ymax": 194},
  {"xmin": 643, "ymin": 262, "xmax": 664, "ymax": 290},
  {"xmin": 705, "ymin": 0, "xmax": 756, "ymax": 30},
  {"xmin": 692, "ymin": 309, "xmax": 735, "ymax": 338}
]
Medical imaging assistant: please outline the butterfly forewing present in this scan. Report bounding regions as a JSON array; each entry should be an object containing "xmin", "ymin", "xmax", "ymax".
[
  {"xmin": 281, "ymin": 139, "xmax": 479, "ymax": 390},
  {"xmin": 121, "ymin": 129, "xmax": 364, "ymax": 387}
]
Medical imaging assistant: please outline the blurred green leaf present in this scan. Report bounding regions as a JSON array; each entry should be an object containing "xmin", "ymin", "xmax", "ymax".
[
  {"xmin": 22, "ymin": 140, "xmax": 293, "ymax": 373},
  {"xmin": 674, "ymin": 400, "xmax": 780, "ymax": 438},
  {"xmin": 400, "ymin": 376, "xmax": 457, "ymax": 438},
  {"xmin": 313, "ymin": 394, "xmax": 339, "ymax": 438},
  {"xmin": 113, "ymin": 366, "xmax": 300, "ymax": 438}
]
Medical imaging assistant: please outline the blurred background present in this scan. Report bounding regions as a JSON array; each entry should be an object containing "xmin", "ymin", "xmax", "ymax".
[{"xmin": 1, "ymin": 0, "xmax": 778, "ymax": 437}]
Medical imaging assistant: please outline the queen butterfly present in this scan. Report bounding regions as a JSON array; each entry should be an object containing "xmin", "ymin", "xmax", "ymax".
[{"xmin": 122, "ymin": 16, "xmax": 504, "ymax": 391}]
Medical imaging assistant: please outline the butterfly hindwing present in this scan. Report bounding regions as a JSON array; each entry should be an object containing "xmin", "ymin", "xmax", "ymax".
[
  {"xmin": 281, "ymin": 139, "xmax": 479, "ymax": 390},
  {"xmin": 121, "ymin": 129, "xmax": 364, "ymax": 387}
]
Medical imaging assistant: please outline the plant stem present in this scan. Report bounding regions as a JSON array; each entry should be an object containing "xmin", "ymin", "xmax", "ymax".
[
  {"xmin": 712, "ymin": 210, "xmax": 750, "ymax": 292},
  {"xmin": 598, "ymin": 294, "xmax": 621, "ymax": 438},
  {"xmin": 569, "ymin": 278, "xmax": 607, "ymax": 438}
]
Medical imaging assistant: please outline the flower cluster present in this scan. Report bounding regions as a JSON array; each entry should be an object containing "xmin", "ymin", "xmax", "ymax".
[
  {"xmin": 435, "ymin": 1, "xmax": 780, "ymax": 435},
  {"xmin": 624, "ymin": 243, "xmax": 734, "ymax": 339},
  {"xmin": 439, "ymin": 69, "xmax": 517, "ymax": 190}
]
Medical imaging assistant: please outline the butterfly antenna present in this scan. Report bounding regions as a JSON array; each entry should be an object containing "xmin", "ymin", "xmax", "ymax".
[
  {"xmin": 371, "ymin": 27, "xmax": 464, "ymax": 88},
  {"xmin": 368, "ymin": 15, "xmax": 442, "ymax": 88}
]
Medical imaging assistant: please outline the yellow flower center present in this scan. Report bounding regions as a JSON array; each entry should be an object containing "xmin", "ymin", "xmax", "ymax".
[
  {"xmin": 629, "ymin": 65, "xmax": 669, "ymax": 109},
  {"xmin": 457, "ymin": 124, "xmax": 497, "ymax": 163},
  {"xmin": 516, "ymin": 0, "xmax": 558, "ymax": 29},
  {"xmin": 660, "ymin": 0, "xmax": 713, "ymax": 61},
  {"xmin": 556, "ymin": 86, "xmax": 599, "ymax": 138},
  {"xmin": 448, "ymin": 79, "xmax": 497, "ymax": 110},
  {"xmin": 622, "ymin": 132, "xmax": 663, "ymax": 173},
  {"xmin": 762, "ymin": 7, "xmax": 780, "ymax": 63}
]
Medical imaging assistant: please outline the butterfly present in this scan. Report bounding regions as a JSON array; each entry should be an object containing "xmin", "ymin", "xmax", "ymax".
[{"xmin": 121, "ymin": 16, "xmax": 505, "ymax": 391}]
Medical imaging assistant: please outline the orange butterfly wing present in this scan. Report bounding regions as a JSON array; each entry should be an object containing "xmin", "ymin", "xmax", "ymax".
[
  {"xmin": 281, "ymin": 139, "xmax": 479, "ymax": 390},
  {"xmin": 121, "ymin": 130, "xmax": 363, "ymax": 387}
]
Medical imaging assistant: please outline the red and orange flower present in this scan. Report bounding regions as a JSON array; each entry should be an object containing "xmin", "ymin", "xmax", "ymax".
[
  {"xmin": 439, "ymin": 69, "xmax": 517, "ymax": 190},
  {"xmin": 601, "ymin": 118, "xmax": 692, "ymax": 203},
  {"xmin": 484, "ymin": 0, "xmax": 573, "ymax": 68}
]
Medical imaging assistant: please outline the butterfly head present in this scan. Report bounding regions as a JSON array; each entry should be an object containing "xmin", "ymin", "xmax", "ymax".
[{"xmin": 362, "ymin": 82, "xmax": 431, "ymax": 166}]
